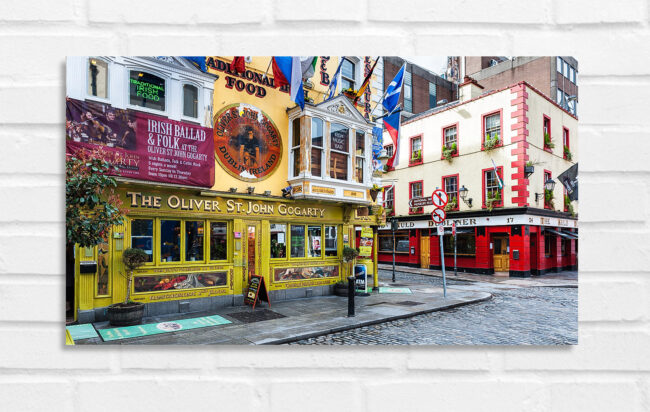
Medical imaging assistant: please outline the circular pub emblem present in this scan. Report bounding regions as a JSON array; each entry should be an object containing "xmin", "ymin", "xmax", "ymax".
[{"xmin": 213, "ymin": 103, "xmax": 283, "ymax": 182}]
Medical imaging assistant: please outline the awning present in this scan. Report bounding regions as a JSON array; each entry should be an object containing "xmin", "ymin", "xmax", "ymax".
[
  {"xmin": 561, "ymin": 229, "xmax": 579, "ymax": 240},
  {"xmin": 545, "ymin": 228, "xmax": 578, "ymax": 240}
]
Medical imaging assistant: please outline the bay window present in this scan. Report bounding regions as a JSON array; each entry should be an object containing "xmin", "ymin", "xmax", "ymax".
[
  {"xmin": 355, "ymin": 130, "xmax": 365, "ymax": 183},
  {"xmin": 292, "ymin": 118, "xmax": 301, "ymax": 177}
]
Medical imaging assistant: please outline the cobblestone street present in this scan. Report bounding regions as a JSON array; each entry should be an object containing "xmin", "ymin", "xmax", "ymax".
[{"xmin": 290, "ymin": 269, "xmax": 578, "ymax": 345}]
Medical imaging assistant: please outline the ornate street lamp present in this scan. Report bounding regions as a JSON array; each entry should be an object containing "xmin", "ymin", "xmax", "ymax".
[
  {"xmin": 459, "ymin": 185, "xmax": 473, "ymax": 208},
  {"xmin": 535, "ymin": 178, "xmax": 556, "ymax": 203}
]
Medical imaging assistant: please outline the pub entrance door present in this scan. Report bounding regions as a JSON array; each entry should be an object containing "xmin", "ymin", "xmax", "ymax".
[
  {"xmin": 419, "ymin": 235, "xmax": 430, "ymax": 269},
  {"xmin": 492, "ymin": 235, "xmax": 510, "ymax": 272},
  {"xmin": 244, "ymin": 221, "xmax": 261, "ymax": 287}
]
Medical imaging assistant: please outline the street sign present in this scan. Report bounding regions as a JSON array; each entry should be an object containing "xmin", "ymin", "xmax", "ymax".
[
  {"xmin": 409, "ymin": 196, "xmax": 434, "ymax": 208},
  {"xmin": 436, "ymin": 225, "xmax": 444, "ymax": 236},
  {"xmin": 432, "ymin": 189, "xmax": 449, "ymax": 208},
  {"xmin": 431, "ymin": 208, "xmax": 446, "ymax": 224},
  {"xmin": 452, "ymin": 222, "xmax": 456, "ymax": 236}
]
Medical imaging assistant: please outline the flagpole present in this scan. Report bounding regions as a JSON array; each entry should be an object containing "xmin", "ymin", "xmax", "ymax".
[
  {"xmin": 262, "ymin": 58, "xmax": 273, "ymax": 80},
  {"xmin": 370, "ymin": 62, "xmax": 406, "ymax": 121},
  {"xmin": 353, "ymin": 56, "xmax": 379, "ymax": 104}
]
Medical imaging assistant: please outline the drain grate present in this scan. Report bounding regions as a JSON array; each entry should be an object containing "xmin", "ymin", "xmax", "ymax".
[
  {"xmin": 225, "ymin": 309, "xmax": 286, "ymax": 324},
  {"xmin": 394, "ymin": 301, "xmax": 424, "ymax": 306}
]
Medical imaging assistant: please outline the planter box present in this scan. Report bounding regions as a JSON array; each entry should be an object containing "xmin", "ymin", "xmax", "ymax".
[
  {"xmin": 524, "ymin": 165, "xmax": 534, "ymax": 177},
  {"xmin": 107, "ymin": 303, "xmax": 145, "ymax": 326}
]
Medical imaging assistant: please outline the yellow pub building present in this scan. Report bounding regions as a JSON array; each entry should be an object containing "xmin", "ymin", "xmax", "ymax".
[{"xmin": 66, "ymin": 56, "xmax": 384, "ymax": 323}]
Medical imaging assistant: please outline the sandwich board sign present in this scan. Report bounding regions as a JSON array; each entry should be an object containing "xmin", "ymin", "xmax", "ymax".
[{"xmin": 244, "ymin": 275, "xmax": 271, "ymax": 310}]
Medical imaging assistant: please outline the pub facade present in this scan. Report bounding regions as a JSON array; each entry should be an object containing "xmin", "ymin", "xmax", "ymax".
[{"xmin": 67, "ymin": 56, "xmax": 384, "ymax": 323}]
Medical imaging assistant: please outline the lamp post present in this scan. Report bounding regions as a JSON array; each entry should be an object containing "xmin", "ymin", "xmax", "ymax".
[
  {"xmin": 459, "ymin": 185, "xmax": 473, "ymax": 208},
  {"xmin": 535, "ymin": 178, "xmax": 556, "ymax": 204}
]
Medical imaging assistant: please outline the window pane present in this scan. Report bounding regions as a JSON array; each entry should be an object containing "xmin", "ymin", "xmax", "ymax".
[
  {"xmin": 183, "ymin": 84, "xmax": 198, "ymax": 118},
  {"xmin": 341, "ymin": 78, "xmax": 353, "ymax": 91},
  {"xmin": 557, "ymin": 88, "xmax": 563, "ymax": 104},
  {"xmin": 378, "ymin": 235, "xmax": 393, "ymax": 252},
  {"xmin": 355, "ymin": 157, "xmax": 364, "ymax": 183},
  {"xmin": 429, "ymin": 82, "xmax": 437, "ymax": 108},
  {"xmin": 385, "ymin": 145, "xmax": 393, "ymax": 158},
  {"xmin": 312, "ymin": 117, "xmax": 323, "ymax": 147},
  {"xmin": 210, "ymin": 222, "xmax": 227, "ymax": 260},
  {"xmin": 485, "ymin": 114, "xmax": 500, "ymax": 138},
  {"xmin": 160, "ymin": 220, "xmax": 180, "ymax": 262},
  {"xmin": 395, "ymin": 235, "xmax": 410, "ymax": 252},
  {"xmin": 88, "ymin": 59, "xmax": 108, "ymax": 98},
  {"xmin": 341, "ymin": 59, "xmax": 354, "ymax": 80},
  {"xmin": 293, "ymin": 148, "xmax": 301, "ymax": 177},
  {"xmin": 308, "ymin": 226, "xmax": 322, "ymax": 258},
  {"xmin": 270, "ymin": 224, "xmax": 287, "ymax": 259},
  {"xmin": 444, "ymin": 176, "xmax": 458, "ymax": 205},
  {"xmin": 131, "ymin": 219, "xmax": 153, "ymax": 262},
  {"xmin": 185, "ymin": 221, "xmax": 204, "ymax": 261},
  {"xmin": 444, "ymin": 127, "xmax": 457, "ymax": 147},
  {"xmin": 325, "ymin": 226, "xmax": 338, "ymax": 256},
  {"xmin": 557, "ymin": 57, "xmax": 563, "ymax": 72},
  {"xmin": 330, "ymin": 152, "xmax": 348, "ymax": 180},
  {"xmin": 292, "ymin": 118, "xmax": 301, "ymax": 147},
  {"xmin": 443, "ymin": 233, "xmax": 475, "ymax": 255},
  {"xmin": 411, "ymin": 182, "xmax": 422, "ymax": 198},
  {"xmin": 356, "ymin": 131, "xmax": 365, "ymax": 156},
  {"xmin": 129, "ymin": 71, "xmax": 165, "ymax": 111},
  {"xmin": 311, "ymin": 148, "xmax": 322, "ymax": 177},
  {"xmin": 290, "ymin": 225, "xmax": 305, "ymax": 258},
  {"xmin": 330, "ymin": 123, "xmax": 349, "ymax": 152}
]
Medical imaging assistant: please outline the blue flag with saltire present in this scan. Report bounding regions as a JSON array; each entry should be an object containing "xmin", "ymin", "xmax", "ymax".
[
  {"xmin": 326, "ymin": 59, "xmax": 343, "ymax": 100},
  {"xmin": 382, "ymin": 63, "xmax": 406, "ymax": 113},
  {"xmin": 272, "ymin": 56, "xmax": 305, "ymax": 110}
]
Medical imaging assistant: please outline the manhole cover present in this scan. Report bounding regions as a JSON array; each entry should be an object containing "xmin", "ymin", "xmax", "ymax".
[
  {"xmin": 394, "ymin": 301, "xmax": 424, "ymax": 306},
  {"xmin": 225, "ymin": 309, "xmax": 286, "ymax": 324}
]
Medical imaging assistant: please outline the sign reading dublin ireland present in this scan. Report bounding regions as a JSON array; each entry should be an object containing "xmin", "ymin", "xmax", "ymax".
[{"xmin": 213, "ymin": 103, "xmax": 283, "ymax": 182}]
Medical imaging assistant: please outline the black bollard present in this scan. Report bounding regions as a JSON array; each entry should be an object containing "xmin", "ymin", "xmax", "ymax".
[{"xmin": 347, "ymin": 276, "xmax": 355, "ymax": 317}]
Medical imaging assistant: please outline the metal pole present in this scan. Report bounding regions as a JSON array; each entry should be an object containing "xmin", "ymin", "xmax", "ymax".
[
  {"xmin": 392, "ymin": 228, "xmax": 396, "ymax": 283},
  {"xmin": 454, "ymin": 228, "xmax": 458, "ymax": 277},
  {"xmin": 347, "ymin": 276, "xmax": 355, "ymax": 317},
  {"xmin": 439, "ymin": 232, "xmax": 447, "ymax": 298}
]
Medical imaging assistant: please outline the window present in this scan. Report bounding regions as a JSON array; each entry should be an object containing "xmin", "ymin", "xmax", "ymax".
[
  {"xmin": 563, "ymin": 127, "xmax": 570, "ymax": 159},
  {"xmin": 569, "ymin": 66, "xmax": 576, "ymax": 84},
  {"xmin": 483, "ymin": 167, "xmax": 503, "ymax": 208},
  {"xmin": 557, "ymin": 57, "xmax": 563, "ymax": 73},
  {"xmin": 385, "ymin": 144, "xmax": 394, "ymax": 159},
  {"xmin": 443, "ymin": 233, "xmax": 476, "ymax": 255},
  {"xmin": 544, "ymin": 233, "xmax": 554, "ymax": 257},
  {"xmin": 429, "ymin": 82, "xmax": 437, "ymax": 109},
  {"xmin": 355, "ymin": 131, "xmax": 365, "ymax": 183},
  {"xmin": 311, "ymin": 117, "xmax": 323, "ymax": 177},
  {"xmin": 325, "ymin": 225, "xmax": 338, "ymax": 257},
  {"xmin": 131, "ymin": 219, "xmax": 153, "ymax": 262},
  {"xmin": 185, "ymin": 221, "xmax": 204, "ymax": 261},
  {"xmin": 292, "ymin": 118, "xmax": 301, "ymax": 177},
  {"xmin": 409, "ymin": 181, "xmax": 423, "ymax": 214},
  {"xmin": 543, "ymin": 115, "xmax": 552, "ymax": 151},
  {"xmin": 443, "ymin": 124, "xmax": 458, "ymax": 157},
  {"xmin": 404, "ymin": 69, "xmax": 413, "ymax": 113},
  {"xmin": 378, "ymin": 233, "xmax": 409, "ymax": 253},
  {"xmin": 183, "ymin": 84, "xmax": 198, "ymax": 118},
  {"xmin": 209, "ymin": 222, "xmax": 227, "ymax": 261},
  {"xmin": 483, "ymin": 112, "xmax": 501, "ymax": 147},
  {"xmin": 557, "ymin": 88, "xmax": 564, "ymax": 105},
  {"xmin": 290, "ymin": 225, "xmax": 305, "ymax": 258},
  {"xmin": 160, "ymin": 220, "xmax": 181, "ymax": 262},
  {"xmin": 544, "ymin": 171, "xmax": 552, "ymax": 210},
  {"xmin": 563, "ymin": 60, "xmax": 569, "ymax": 78},
  {"xmin": 129, "ymin": 70, "xmax": 165, "ymax": 112},
  {"xmin": 443, "ymin": 175, "xmax": 459, "ymax": 210},
  {"xmin": 308, "ymin": 225, "xmax": 322, "ymax": 258},
  {"xmin": 270, "ymin": 224, "xmax": 287, "ymax": 259},
  {"xmin": 384, "ymin": 185, "xmax": 394, "ymax": 215},
  {"xmin": 341, "ymin": 58, "xmax": 356, "ymax": 91},
  {"xmin": 410, "ymin": 135, "xmax": 422, "ymax": 165},
  {"xmin": 330, "ymin": 123, "xmax": 349, "ymax": 180},
  {"xmin": 88, "ymin": 58, "xmax": 108, "ymax": 99}
]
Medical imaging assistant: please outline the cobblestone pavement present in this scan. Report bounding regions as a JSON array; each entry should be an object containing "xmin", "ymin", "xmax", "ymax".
[{"xmin": 290, "ymin": 269, "xmax": 578, "ymax": 345}]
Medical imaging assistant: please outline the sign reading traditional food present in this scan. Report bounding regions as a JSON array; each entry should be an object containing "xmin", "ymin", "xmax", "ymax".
[{"xmin": 213, "ymin": 103, "xmax": 283, "ymax": 182}]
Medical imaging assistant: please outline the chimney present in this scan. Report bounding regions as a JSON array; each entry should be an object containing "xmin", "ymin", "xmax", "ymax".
[{"xmin": 458, "ymin": 76, "xmax": 484, "ymax": 102}]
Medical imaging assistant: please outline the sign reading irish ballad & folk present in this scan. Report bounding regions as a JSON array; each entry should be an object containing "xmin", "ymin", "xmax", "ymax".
[{"xmin": 213, "ymin": 103, "xmax": 283, "ymax": 182}]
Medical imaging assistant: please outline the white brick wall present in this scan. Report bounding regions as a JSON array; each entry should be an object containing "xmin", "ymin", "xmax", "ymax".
[{"xmin": 1, "ymin": 1, "xmax": 649, "ymax": 410}]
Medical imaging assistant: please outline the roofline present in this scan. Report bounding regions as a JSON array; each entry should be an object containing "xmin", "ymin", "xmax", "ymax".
[{"xmin": 402, "ymin": 80, "xmax": 578, "ymax": 126}]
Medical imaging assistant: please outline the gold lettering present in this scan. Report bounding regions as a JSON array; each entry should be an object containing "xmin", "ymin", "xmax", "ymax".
[
  {"xmin": 126, "ymin": 191, "xmax": 140, "ymax": 207},
  {"xmin": 168, "ymin": 195, "xmax": 180, "ymax": 209},
  {"xmin": 193, "ymin": 199, "xmax": 204, "ymax": 210},
  {"xmin": 153, "ymin": 196, "xmax": 161, "ymax": 208},
  {"xmin": 181, "ymin": 197, "xmax": 190, "ymax": 210},
  {"xmin": 278, "ymin": 204, "xmax": 287, "ymax": 215},
  {"xmin": 142, "ymin": 195, "xmax": 152, "ymax": 207},
  {"xmin": 226, "ymin": 199, "xmax": 235, "ymax": 213},
  {"xmin": 212, "ymin": 200, "xmax": 221, "ymax": 212},
  {"xmin": 205, "ymin": 201, "xmax": 211, "ymax": 211}
]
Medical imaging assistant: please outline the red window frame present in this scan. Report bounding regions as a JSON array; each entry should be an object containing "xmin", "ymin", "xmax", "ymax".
[
  {"xmin": 409, "ymin": 134, "xmax": 423, "ymax": 166},
  {"xmin": 543, "ymin": 115, "xmax": 552, "ymax": 152},
  {"xmin": 441, "ymin": 122, "xmax": 459, "ymax": 159},
  {"xmin": 544, "ymin": 170, "xmax": 552, "ymax": 209},
  {"xmin": 481, "ymin": 109, "xmax": 503, "ymax": 150},
  {"xmin": 563, "ymin": 127, "xmax": 570, "ymax": 159},
  {"xmin": 384, "ymin": 144, "xmax": 394, "ymax": 171},
  {"xmin": 442, "ymin": 174, "xmax": 459, "ymax": 211},
  {"xmin": 482, "ymin": 166, "xmax": 503, "ymax": 209},
  {"xmin": 408, "ymin": 180, "xmax": 424, "ymax": 214},
  {"xmin": 383, "ymin": 185, "xmax": 395, "ymax": 216}
]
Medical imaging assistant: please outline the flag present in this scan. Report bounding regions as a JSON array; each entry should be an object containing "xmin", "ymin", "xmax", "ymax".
[
  {"xmin": 354, "ymin": 57, "xmax": 378, "ymax": 104},
  {"xmin": 300, "ymin": 56, "xmax": 318, "ymax": 79},
  {"xmin": 182, "ymin": 56, "xmax": 207, "ymax": 72},
  {"xmin": 326, "ymin": 59, "xmax": 343, "ymax": 100},
  {"xmin": 272, "ymin": 56, "xmax": 305, "ymax": 110},
  {"xmin": 384, "ymin": 110, "xmax": 401, "ymax": 167},
  {"xmin": 382, "ymin": 63, "xmax": 406, "ymax": 113},
  {"xmin": 231, "ymin": 56, "xmax": 246, "ymax": 73},
  {"xmin": 491, "ymin": 159, "xmax": 504, "ymax": 189},
  {"xmin": 558, "ymin": 163, "xmax": 578, "ymax": 201}
]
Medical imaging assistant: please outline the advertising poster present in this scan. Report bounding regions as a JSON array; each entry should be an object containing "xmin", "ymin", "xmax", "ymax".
[
  {"xmin": 359, "ymin": 226, "xmax": 374, "ymax": 257},
  {"xmin": 274, "ymin": 265, "xmax": 339, "ymax": 282},
  {"xmin": 65, "ymin": 98, "xmax": 215, "ymax": 187}
]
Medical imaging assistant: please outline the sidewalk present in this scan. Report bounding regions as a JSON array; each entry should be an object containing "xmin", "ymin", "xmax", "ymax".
[
  {"xmin": 74, "ymin": 278, "xmax": 491, "ymax": 345},
  {"xmin": 378, "ymin": 264, "xmax": 578, "ymax": 288}
]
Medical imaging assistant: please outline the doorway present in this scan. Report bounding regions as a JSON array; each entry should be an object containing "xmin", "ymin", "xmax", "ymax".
[
  {"xmin": 419, "ymin": 235, "xmax": 430, "ymax": 269},
  {"xmin": 244, "ymin": 222, "xmax": 261, "ymax": 286},
  {"xmin": 492, "ymin": 235, "xmax": 510, "ymax": 272}
]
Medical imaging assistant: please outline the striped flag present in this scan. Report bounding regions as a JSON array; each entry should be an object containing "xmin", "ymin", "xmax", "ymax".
[
  {"xmin": 272, "ymin": 56, "xmax": 305, "ymax": 110},
  {"xmin": 301, "ymin": 57, "xmax": 318, "ymax": 79},
  {"xmin": 384, "ymin": 110, "xmax": 401, "ymax": 167},
  {"xmin": 326, "ymin": 59, "xmax": 343, "ymax": 100},
  {"xmin": 353, "ymin": 57, "xmax": 378, "ymax": 104}
]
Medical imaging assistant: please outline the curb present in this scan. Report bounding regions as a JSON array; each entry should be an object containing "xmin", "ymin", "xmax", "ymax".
[{"xmin": 264, "ymin": 293, "xmax": 493, "ymax": 345}]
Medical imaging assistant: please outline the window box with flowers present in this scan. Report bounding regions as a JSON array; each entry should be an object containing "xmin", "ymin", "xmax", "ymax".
[
  {"xmin": 342, "ymin": 87, "xmax": 357, "ymax": 100},
  {"xmin": 444, "ymin": 196, "xmax": 458, "ymax": 212},
  {"xmin": 369, "ymin": 184, "xmax": 383, "ymax": 202},
  {"xmin": 485, "ymin": 192, "xmax": 502, "ymax": 212},
  {"xmin": 564, "ymin": 195, "xmax": 575, "ymax": 217},
  {"xmin": 544, "ymin": 132, "xmax": 555, "ymax": 152},
  {"xmin": 483, "ymin": 134, "xmax": 500, "ymax": 152},
  {"xmin": 563, "ymin": 145, "xmax": 572, "ymax": 161},
  {"xmin": 410, "ymin": 149, "xmax": 422, "ymax": 165},
  {"xmin": 544, "ymin": 189, "xmax": 555, "ymax": 210},
  {"xmin": 442, "ymin": 143, "xmax": 457, "ymax": 162}
]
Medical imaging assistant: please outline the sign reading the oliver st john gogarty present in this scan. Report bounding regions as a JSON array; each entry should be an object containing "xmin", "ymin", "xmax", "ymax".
[
  {"xmin": 213, "ymin": 103, "xmax": 283, "ymax": 182},
  {"xmin": 244, "ymin": 275, "xmax": 270, "ymax": 310},
  {"xmin": 66, "ymin": 98, "xmax": 214, "ymax": 187}
]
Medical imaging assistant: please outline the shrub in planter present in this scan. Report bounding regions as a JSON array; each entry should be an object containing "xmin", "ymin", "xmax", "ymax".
[
  {"xmin": 484, "ymin": 134, "xmax": 500, "ymax": 152},
  {"xmin": 107, "ymin": 248, "xmax": 148, "ymax": 326},
  {"xmin": 544, "ymin": 133, "xmax": 555, "ymax": 149},
  {"xmin": 442, "ymin": 144, "xmax": 456, "ymax": 162},
  {"xmin": 524, "ymin": 161, "xmax": 535, "ymax": 177},
  {"xmin": 564, "ymin": 145, "xmax": 572, "ymax": 161}
]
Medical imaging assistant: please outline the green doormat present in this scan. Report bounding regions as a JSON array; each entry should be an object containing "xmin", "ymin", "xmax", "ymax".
[
  {"xmin": 98, "ymin": 315, "xmax": 232, "ymax": 342},
  {"xmin": 66, "ymin": 324, "xmax": 99, "ymax": 341},
  {"xmin": 379, "ymin": 287, "xmax": 412, "ymax": 294}
]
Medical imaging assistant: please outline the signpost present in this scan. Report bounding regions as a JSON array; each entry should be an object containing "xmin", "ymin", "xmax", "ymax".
[
  {"xmin": 430, "ymin": 189, "xmax": 449, "ymax": 298},
  {"xmin": 409, "ymin": 196, "xmax": 434, "ymax": 208}
]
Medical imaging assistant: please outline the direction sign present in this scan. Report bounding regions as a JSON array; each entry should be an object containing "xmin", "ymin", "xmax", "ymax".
[
  {"xmin": 409, "ymin": 196, "xmax": 434, "ymax": 208},
  {"xmin": 432, "ymin": 189, "xmax": 449, "ymax": 208},
  {"xmin": 431, "ymin": 208, "xmax": 446, "ymax": 224}
]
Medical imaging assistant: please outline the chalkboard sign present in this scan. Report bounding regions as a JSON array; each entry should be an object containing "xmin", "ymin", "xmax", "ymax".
[{"xmin": 244, "ymin": 275, "xmax": 271, "ymax": 310}]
